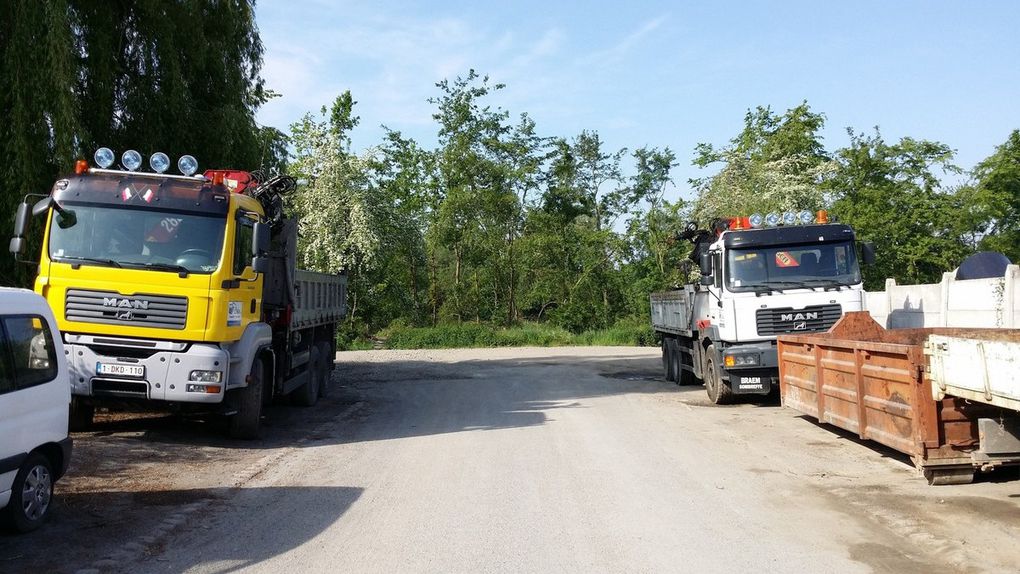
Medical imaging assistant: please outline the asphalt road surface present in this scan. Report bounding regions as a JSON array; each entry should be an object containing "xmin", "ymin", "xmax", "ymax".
[{"xmin": 3, "ymin": 347, "xmax": 1019, "ymax": 573}]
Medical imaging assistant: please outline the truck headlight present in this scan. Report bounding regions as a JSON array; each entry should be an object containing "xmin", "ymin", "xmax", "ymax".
[
  {"xmin": 724, "ymin": 354, "xmax": 759, "ymax": 367},
  {"xmin": 189, "ymin": 370, "xmax": 222, "ymax": 383}
]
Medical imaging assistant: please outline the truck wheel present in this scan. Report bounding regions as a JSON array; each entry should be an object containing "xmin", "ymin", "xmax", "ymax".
[
  {"xmin": 704, "ymin": 345, "xmax": 733, "ymax": 405},
  {"xmin": 317, "ymin": 342, "xmax": 333, "ymax": 398},
  {"xmin": 663, "ymin": 338, "xmax": 677, "ymax": 382},
  {"xmin": 677, "ymin": 343, "xmax": 697, "ymax": 386},
  {"xmin": 229, "ymin": 358, "xmax": 265, "ymax": 439},
  {"xmin": 661, "ymin": 339, "xmax": 672, "ymax": 382},
  {"xmin": 670, "ymin": 344, "xmax": 683, "ymax": 385},
  {"xmin": 292, "ymin": 347, "xmax": 321, "ymax": 407},
  {"xmin": 2, "ymin": 453, "xmax": 54, "ymax": 533},
  {"xmin": 69, "ymin": 397, "xmax": 94, "ymax": 432}
]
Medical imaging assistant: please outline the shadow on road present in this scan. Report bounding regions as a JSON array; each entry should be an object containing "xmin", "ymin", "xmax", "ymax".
[{"xmin": 0, "ymin": 485, "xmax": 362, "ymax": 574}]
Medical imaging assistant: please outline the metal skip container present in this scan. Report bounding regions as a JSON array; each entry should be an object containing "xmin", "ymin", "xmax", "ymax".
[{"xmin": 777, "ymin": 312, "xmax": 1020, "ymax": 485}]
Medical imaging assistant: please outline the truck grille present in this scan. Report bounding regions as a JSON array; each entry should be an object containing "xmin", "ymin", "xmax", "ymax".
[
  {"xmin": 756, "ymin": 304, "xmax": 842, "ymax": 336},
  {"xmin": 65, "ymin": 289, "xmax": 188, "ymax": 330},
  {"xmin": 91, "ymin": 379, "xmax": 149, "ymax": 398}
]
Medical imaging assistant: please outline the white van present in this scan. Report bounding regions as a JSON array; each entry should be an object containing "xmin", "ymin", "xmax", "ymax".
[{"xmin": 0, "ymin": 288, "xmax": 72, "ymax": 532}]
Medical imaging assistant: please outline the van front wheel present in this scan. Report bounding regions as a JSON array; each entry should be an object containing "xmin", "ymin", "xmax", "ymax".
[{"xmin": 3, "ymin": 453, "xmax": 54, "ymax": 533}]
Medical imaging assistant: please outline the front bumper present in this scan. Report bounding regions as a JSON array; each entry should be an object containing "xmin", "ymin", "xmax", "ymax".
[
  {"xmin": 64, "ymin": 334, "xmax": 229, "ymax": 404},
  {"xmin": 720, "ymin": 342, "xmax": 779, "ymax": 395}
]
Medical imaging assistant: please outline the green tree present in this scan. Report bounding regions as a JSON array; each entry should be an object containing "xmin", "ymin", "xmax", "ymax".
[
  {"xmin": 690, "ymin": 102, "xmax": 833, "ymax": 223},
  {"xmin": 829, "ymin": 129, "xmax": 970, "ymax": 287},
  {"xmin": 289, "ymin": 92, "xmax": 382, "ymax": 328},
  {"xmin": 0, "ymin": 0, "xmax": 285, "ymax": 286},
  {"xmin": 968, "ymin": 130, "xmax": 1020, "ymax": 262}
]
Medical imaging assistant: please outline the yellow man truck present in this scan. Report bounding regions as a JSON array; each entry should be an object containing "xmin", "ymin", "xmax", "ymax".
[{"xmin": 9, "ymin": 149, "xmax": 345, "ymax": 438}]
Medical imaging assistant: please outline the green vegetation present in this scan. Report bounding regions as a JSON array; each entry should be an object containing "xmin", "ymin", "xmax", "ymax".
[
  {"xmin": 0, "ymin": 0, "xmax": 285, "ymax": 288},
  {"xmin": 5, "ymin": 11, "xmax": 1020, "ymax": 348},
  {"xmin": 375, "ymin": 319, "xmax": 655, "ymax": 350}
]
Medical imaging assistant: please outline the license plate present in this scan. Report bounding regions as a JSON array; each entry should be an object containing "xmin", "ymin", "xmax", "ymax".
[
  {"xmin": 96, "ymin": 362, "xmax": 145, "ymax": 378},
  {"xmin": 739, "ymin": 376, "xmax": 764, "ymax": 390}
]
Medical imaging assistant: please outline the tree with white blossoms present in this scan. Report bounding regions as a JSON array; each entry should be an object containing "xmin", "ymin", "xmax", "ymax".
[
  {"xmin": 288, "ymin": 92, "xmax": 383, "ymax": 323},
  {"xmin": 690, "ymin": 102, "xmax": 835, "ymax": 224}
]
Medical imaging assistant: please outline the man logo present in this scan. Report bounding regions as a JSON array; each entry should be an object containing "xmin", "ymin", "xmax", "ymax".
[
  {"xmin": 793, "ymin": 321, "xmax": 807, "ymax": 330},
  {"xmin": 103, "ymin": 297, "xmax": 150, "ymax": 311},
  {"xmin": 116, "ymin": 310, "xmax": 135, "ymax": 321},
  {"xmin": 780, "ymin": 311, "xmax": 818, "ymax": 322}
]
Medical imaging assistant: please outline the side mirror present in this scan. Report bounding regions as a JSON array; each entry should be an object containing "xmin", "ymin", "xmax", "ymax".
[
  {"xmin": 9, "ymin": 236, "xmax": 25, "ymax": 255},
  {"xmin": 32, "ymin": 197, "xmax": 52, "ymax": 217},
  {"xmin": 698, "ymin": 252, "xmax": 714, "ymax": 286},
  {"xmin": 251, "ymin": 221, "xmax": 271, "ymax": 274},
  {"xmin": 30, "ymin": 196, "xmax": 76, "ymax": 228},
  {"xmin": 699, "ymin": 251, "xmax": 713, "ymax": 276},
  {"xmin": 14, "ymin": 201, "xmax": 30, "ymax": 238},
  {"xmin": 861, "ymin": 241, "xmax": 876, "ymax": 265}
]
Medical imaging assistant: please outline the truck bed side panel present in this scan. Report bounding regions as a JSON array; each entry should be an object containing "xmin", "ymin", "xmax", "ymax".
[{"xmin": 650, "ymin": 286, "xmax": 696, "ymax": 335}]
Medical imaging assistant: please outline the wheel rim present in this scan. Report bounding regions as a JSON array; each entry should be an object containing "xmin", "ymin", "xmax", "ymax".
[{"xmin": 22, "ymin": 464, "xmax": 52, "ymax": 521}]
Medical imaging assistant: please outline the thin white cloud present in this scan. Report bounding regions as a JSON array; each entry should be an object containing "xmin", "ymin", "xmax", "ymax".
[{"xmin": 588, "ymin": 15, "xmax": 668, "ymax": 65}]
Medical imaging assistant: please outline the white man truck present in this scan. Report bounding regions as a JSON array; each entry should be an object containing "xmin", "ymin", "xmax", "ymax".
[
  {"xmin": 651, "ymin": 211, "xmax": 874, "ymax": 404},
  {"xmin": 10, "ymin": 149, "xmax": 345, "ymax": 438}
]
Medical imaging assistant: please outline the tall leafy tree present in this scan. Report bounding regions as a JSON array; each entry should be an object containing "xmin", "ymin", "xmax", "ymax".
[
  {"xmin": 829, "ymin": 129, "xmax": 970, "ymax": 287},
  {"xmin": 0, "ymin": 0, "xmax": 285, "ymax": 286},
  {"xmin": 968, "ymin": 130, "xmax": 1020, "ymax": 262},
  {"xmin": 690, "ymin": 103, "xmax": 833, "ymax": 223}
]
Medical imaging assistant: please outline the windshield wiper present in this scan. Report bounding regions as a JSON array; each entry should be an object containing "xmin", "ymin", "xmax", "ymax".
[
  {"xmin": 766, "ymin": 280, "xmax": 820, "ymax": 291},
  {"xmin": 798, "ymin": 279, "xmax": 852, "ymax": 291},
  {"xmin": 55, "ymin": 255, "xmax": 122, "ymax": 269},
  {"xmin": 120, "ymin": 261, "xmax": 191, "ymax": 277}
]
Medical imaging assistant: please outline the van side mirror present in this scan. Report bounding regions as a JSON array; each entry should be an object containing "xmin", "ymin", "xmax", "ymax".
[
  {"xmin": 861, "ymin": 241, "xmax": 876, "ymax": 265},
  {"xmin": 251, "ymin": 221, "xmax": 271, "ymax": 274}
]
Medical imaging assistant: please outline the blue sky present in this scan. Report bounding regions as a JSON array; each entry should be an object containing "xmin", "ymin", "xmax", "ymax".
[{"xmin": 256, "ymin": 0, "xmax": 1020, "ymax": 201}]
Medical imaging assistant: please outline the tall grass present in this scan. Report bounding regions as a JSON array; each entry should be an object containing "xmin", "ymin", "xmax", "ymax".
[{"xmin": 376, "ymin": 319, "xmax": 656, "ymax": 350}]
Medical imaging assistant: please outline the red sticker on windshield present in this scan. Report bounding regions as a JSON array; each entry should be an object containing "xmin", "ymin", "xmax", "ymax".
[{"xmin": 775, "ymin": 252, "xmax": 799, "ymax": 267}]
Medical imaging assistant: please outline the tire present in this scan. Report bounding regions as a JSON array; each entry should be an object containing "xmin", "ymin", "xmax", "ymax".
[
  {"xmin": 663, "ymin": 338, "xmax": 677, "ymax": 382},
  {"xmin": 661, "ymin": 338, "xmax": 671, "ymax": 382},
  {"xmin": 670, "ymin": 343, "xmax": 682, "ymax": 385},
  {"xmin": 704, "ymin": 345, "xmax": 733, "ymax": 405},
  {"xmin": 68, "ymin": 397, "xmax": 94, "ymax": 432},
  {"xmin": 677, "ymin": 341, "xmax": 697, "ymax": 386},
  {"xmin": 317, "ymin": 341, "xmax": 333, "ymax": 398},
  {"xmin": 3, "ymin": 453, "xmax": 54, "ymax": 533},
  {"xmin": 229, "ymin": 358, "xmax": 265, "ymax": 439},
  {"xmin": 292, "ymin": 347, "xmax": 321, "ymax": 407}
]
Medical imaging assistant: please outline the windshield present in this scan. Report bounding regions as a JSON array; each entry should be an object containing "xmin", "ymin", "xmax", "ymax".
[
  {"xmin": 48, "ymin": 203, "xmax": 227, "ymax": 274},
  {"xmin": 725, "ymin": 241, "xmax": 861, "ymax": 292}
]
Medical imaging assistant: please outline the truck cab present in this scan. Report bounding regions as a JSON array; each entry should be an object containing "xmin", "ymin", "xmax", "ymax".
[
  {"xmin": 651, "ymin": 212, "xmax": 872, "ymax": 404},
  {"xmin": 11, "ymin": 149, "xmax": 345, "ymax": 438}
]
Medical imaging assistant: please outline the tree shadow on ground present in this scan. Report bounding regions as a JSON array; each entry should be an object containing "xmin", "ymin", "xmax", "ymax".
[{"xmin": 0, "ymin": 485, "xmax": 363, "ymax": 574}]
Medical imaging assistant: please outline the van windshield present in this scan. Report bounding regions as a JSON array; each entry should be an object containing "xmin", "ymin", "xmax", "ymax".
[
  {"xmin": 48, "ymin": 204, "xmax": 226, "ymax": 274},
  {"xmin": 725, "ymin": 241, "xmax": 861, "ymax": 292}
]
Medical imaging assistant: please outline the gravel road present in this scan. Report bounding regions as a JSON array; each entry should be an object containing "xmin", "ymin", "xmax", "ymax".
[{"xmin": 2, "ymin": 347, "xmax": 1019, "ymax": 573}]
